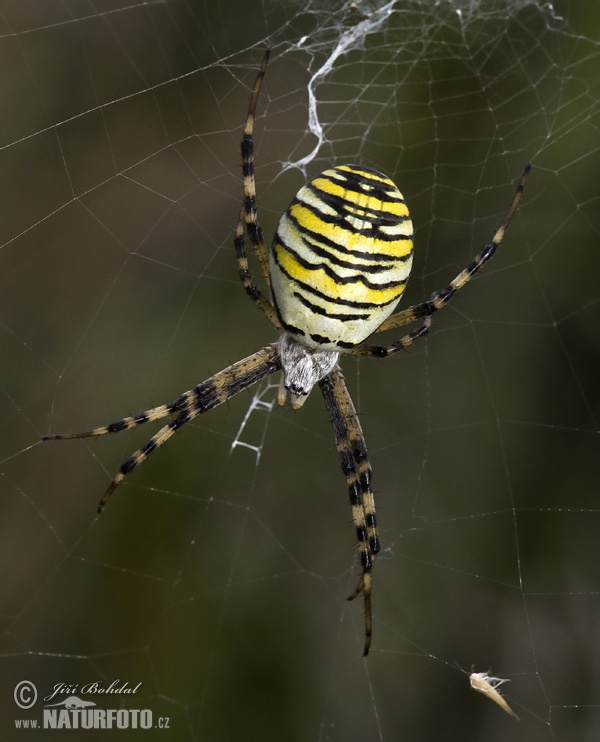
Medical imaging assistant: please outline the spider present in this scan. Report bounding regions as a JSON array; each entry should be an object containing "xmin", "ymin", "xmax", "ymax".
[{"xmin": 43, "ymin": 50, "xmax": 530, "ymax": 656}]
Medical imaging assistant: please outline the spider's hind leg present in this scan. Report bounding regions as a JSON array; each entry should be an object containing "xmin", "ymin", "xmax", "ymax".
[{"xmin": 319, "ymin": 366, "xmax": 378, "ymax": 656}]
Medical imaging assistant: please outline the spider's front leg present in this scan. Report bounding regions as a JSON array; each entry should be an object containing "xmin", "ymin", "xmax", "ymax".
[
  {"xmin": 233, "ymin": 49, "xmax": 281, "ymax": 331},
  {"xmin": 319, "ymin": 366, "xmax": 378, "ymax": 657}
]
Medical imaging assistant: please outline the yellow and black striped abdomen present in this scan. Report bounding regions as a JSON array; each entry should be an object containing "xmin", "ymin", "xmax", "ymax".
[{"xmin": 270, "ymin": 165, "xmax": 413, "ymax": 350}]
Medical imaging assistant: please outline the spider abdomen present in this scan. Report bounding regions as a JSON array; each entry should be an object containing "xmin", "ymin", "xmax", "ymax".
[{"xmin": 270, "ymin": 165, "xmax": 414, "ymax": 351}]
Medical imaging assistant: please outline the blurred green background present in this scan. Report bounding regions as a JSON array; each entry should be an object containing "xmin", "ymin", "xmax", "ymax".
[{"xmin": 1, "ymin": 1, "xmax": 599, "ymax": 740}]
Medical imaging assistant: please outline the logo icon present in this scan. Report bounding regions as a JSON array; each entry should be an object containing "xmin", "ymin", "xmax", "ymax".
[{"xmin": 45, "ymin": 695, "xmax": 96, "ymax": 710}]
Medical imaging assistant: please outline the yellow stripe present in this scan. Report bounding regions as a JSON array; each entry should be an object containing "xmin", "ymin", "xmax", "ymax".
[
  {"xmin": 290, "ymin": 203, "xmax": 413, "ymax": 259},
  {"xmin": 312, "ymin": 175, "xmax": 410, "ymax": 218},
  {"xmin": 273, "ymin": 243, "xmax": 406, "ymax": 305}
]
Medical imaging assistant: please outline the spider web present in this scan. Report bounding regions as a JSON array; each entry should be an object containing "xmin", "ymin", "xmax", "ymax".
[{"xmin": 1, "ymin": 0, "xmax": 599, "ymax": 739}]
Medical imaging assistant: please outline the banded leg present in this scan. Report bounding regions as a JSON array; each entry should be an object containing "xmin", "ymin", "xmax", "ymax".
[
  {"xmin": 234, "ymin": 50, "xmax": 281, "ymax": 329},
  {"xmin": 350, "ymin": 316, "xmax": 432, "ymax": 359},
  {"xmin": 353, "ymin": 164, "xmax": 531, "ymax": 358},
  {"xmin": 240, "ymin": 49, "xmax": 271, "ymax": 286},
  {"xmin": 234, "ymin": 206, "xmax": 280, "ymax": 328},
  {"xmin": 319, "ymin": 365, "xmax": 378, "ymax": 656},
  {"xmin": 44, "ymin": 345, "xmax": 282, "ymax": 513}
]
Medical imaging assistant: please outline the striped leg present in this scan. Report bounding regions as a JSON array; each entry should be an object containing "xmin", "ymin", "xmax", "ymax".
[
  {"xmin": 234, "ymin": 206, "xmax": 280, "ymax": 328},
  {"xmin": 44, "ymin": 345, "xmax": 282, "ymax": 513},
  {"xmin": 233, "ymin": 49, "xmax": 281, "ymax": 329},
  {"xmin": 319, "ymin": 365, "xmax": 378, "ymax": 656},
  {"xmin": 239, "ymin": 49, "xmax": 271, "ymax": 286},
  {"xmin": 353, "ymin": 164, "xmax": 531, "ymax": 358},
  {"xmin": 350, "ymin": 316, "xmax": 432, "ymax": 359}
]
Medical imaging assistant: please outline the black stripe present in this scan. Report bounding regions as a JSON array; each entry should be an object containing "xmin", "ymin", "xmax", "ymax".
[
  {"xmin": 296, "ymin": 230, "xmax": 397, "ymax": 273},
  {"xmin": 308, "ymin": 186, "xmax": 404, "ymax": 224},
  {"xmin": 240, "ymin": 134, "xmax": 253, "ymax": 163},
  {"xmin": 324, "ymin": 167, "xmax": 405, "ymax": 203},
  {"xmin": 272, "ymin": 240, "xmax": 407, "ymax": 294},
  {"xmin": 309, "ymin": 332, "xmax": 337, "ymax": 345},
  {"xmin": 292, "ymin": 291, "xmax": 372, "ymax": 321},
  {"xmin": 297, "ymin": 191, "xmax": 412, "ymax": 242},
  {"xmin": 284, "ymin": 323, "xmax": 307, "ymax": 338},
  {"xmin": 272, "ymin": 250, "xmax": 404, "ymax": 309},
  {"xmin": 108, "ymin": 418, "xmax": 136, "ymax": 433},
  {"xmin": 308, "ymin": 181, "xmax": 406, "ymax": 219},
  {"xmin": 273, "ymin": 251, "xmax": 405, "ymax": 310},
  {"xmin": 336, "ymin": 338, "xmax": 357, "ymax": 349},
  {"xmin": 140, "ymin": 439, "xmax": 157, "ymax": 457},
  {"xmin": 279, "ymin": 214, "xmax": 410, "ymax": 271}
]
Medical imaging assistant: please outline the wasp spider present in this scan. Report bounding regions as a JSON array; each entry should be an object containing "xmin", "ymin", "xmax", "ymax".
[{"xmin": 44, "ymin": 51, "xmax": 530, "ymax": 656}]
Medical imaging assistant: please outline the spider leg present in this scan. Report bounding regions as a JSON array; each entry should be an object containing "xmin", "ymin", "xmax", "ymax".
[
  {"xmin": 234, "ymin": 49, "xmax": 282, "ymax": 330},
  {"xmin": 349, "ymin": 317, "xmax": 433, "ymax": 359},
  {"xmin": 240, "ymin": 50, "xmax": 271, "ymax": 286},
  {"xmin": 234, "ymin": 206, "xmax": 281, "ymax": 329},
  {"xmin": 43, "ymin": 398, "xmax": 197, "ymax": 440},
  {"xmin": 44, "ymin": 344, "xmax": 282, "ymax": 513},
  {"xmin": 351, "ymin": 164, "xmax": 530, "ymax": 358},
  {"xmin": 319, "ymin": 365, "xmax": 378, "ymax": 656}
]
